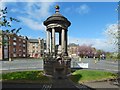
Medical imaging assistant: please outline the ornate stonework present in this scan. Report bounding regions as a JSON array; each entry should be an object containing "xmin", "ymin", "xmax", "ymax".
[{"xmin": 43, "ymin": 5, "xmax": 71, "ymax": 79}]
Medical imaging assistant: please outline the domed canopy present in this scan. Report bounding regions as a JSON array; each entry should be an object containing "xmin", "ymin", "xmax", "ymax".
[{"xmin": 43, "ymin": 5, "xmax": 71, "ymax": 27}]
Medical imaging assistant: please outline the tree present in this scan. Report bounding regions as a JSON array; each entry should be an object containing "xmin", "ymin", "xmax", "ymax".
[
  {"xmin": 0, "ymin": 7, "xmax": 22, "ymax": 60},
  {"xmin": 78, "ymin": 44, "xmax": 95, "ymax": 58},
  {"xmin": 104, "ymin": 23, "xmax": 120, "ymax": 59},
  {"xmin": 105, "ymin": 24, "xmax": 118, "ymax": 45},
  {"xmin": 0, "ymin": 7, "xmax": 22, "ymax": 46}
]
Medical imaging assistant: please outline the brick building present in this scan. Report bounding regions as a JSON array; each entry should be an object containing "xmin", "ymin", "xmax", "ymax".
[
  {"xmin": 0, "ymin": 31, "xmax": 9, "ymax": 60},
  {"xmin": 27, "ymin": 38, "xmax": 46, "ymax": 58},
  {"xmin": 0, "ymin": 31, "xmax": 28, "ymax": 60},
  {"xmin": 9, "ymin": 34, "xmax": 28, "ymax": 58}
]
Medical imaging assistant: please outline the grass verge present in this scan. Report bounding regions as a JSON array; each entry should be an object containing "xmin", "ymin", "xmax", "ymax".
[
  {"xmin": 1, "ymin": 70, "xmax": 118, "ymax": 84},
  {"xmin": 69, "ymin": 70, "xmax": 118, "ymax": 83},
  {"xmin": 1, "ymin": 70, "xmax": 50, "ymax": 83}
]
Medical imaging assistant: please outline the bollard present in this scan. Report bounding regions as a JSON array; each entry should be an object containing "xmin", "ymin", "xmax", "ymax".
[{"xmin": 9, "ymin": 58, "xmax": 12, "ymax": 61}]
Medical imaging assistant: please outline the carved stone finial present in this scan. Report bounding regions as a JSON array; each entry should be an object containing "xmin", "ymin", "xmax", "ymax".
[{"xmin": 55, "ymin": 5, "xmax": 60, "ymax": 13}]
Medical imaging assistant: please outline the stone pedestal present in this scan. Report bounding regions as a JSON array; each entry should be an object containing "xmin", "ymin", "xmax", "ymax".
[{"xmin": 44, "ymin": 57, "xmax": 71, "ymax": 79}]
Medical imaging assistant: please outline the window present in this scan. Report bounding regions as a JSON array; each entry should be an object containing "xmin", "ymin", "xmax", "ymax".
[
  {"xmin": 19, "ymin": 43, "xmax": 21, "ymax": 47},
  {"xmin": 23, "ymin": 44, "xmax": 26, "ymax": 47},
  {"xmin": 23, "ymin": 40, "xmax": 26, "ymax": 43},
  {"xmin": 13, "ymin": 54, "xmax": 16, "ymax": 57},
  {"xmin": 4, "ymin": 36, "xmax": 8, "ymax": 41},
  {"xmin": 13, "ymin": 42, "xmax": 16, "ymax": 46},
  {"xmin": 35, "ymin": 43, "xmax": 38, "ymax": 46},
  {"xmin": 33, "ymin": 46, "xmax": 35, "ymax": 48},
  {"xmin": 13, "ymin": 37, "xmax": 16, "ymax": 40},
  {"xmin": 23, "ymin": 54, "xmax": 26, "ymax": 57},
  {"xmin": 13, "ymin": 48, "xmax": 16, "ymax": 53},
  {"xmin": 19, "ymin": 39, "xmax": 21, "ymax": 41},
  {"xmin": 19, "ymin": 49, "xmax": 21, "ymax": 52},
  {"xmin": 23, "ymin": 49, "xmax": 26, "ymax": 52}
]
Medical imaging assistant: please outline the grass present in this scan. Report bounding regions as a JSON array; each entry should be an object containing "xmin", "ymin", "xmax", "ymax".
[
  {"xmin": 69, "ymin": 70, "xmax": 118, "ymax": 83},
  {"xmin": 1, "ymin": 70, "xmax": 118, "ymax": 84},
  {"xmin": 1, "ymin": 70, "xmax": 50, "ymax": 83}
]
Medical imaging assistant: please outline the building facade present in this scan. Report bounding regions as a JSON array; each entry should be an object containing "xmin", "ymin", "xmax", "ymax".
[
  {"xmin": 27, "ymin": 38, "xmax": 46, "ymax": 58},
  {"xmin": 68, "ymin": 43, "xmax": 79, "ymax": 57},
  {"xmin": 0, "ymin": 31, "xmax": 28, "ymax": 60},
  {"xmin": 0, "ymin": 31, "xmax": 9, "ymax": 60},
  {"xmin": 9, "ymin": 34, "xmax": 28, "ymax": 58}
]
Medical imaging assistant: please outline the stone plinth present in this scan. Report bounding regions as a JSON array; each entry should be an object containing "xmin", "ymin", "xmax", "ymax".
[{"xmin": 43, "ymin": 57, "xmax": 71, "ymax": 79}]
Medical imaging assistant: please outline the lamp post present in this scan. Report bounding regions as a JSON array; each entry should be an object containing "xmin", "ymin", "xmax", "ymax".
[{"xmin": 76, "ymin": 40, "xmax": 79, "ymax": 56}]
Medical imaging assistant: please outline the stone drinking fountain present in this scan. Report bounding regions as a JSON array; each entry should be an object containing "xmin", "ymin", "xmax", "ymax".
[{"xmin": 43, "ymin": 5, "xmax": 71, "ymax": 79}]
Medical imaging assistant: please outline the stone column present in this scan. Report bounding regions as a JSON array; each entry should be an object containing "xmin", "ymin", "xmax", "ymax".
[
  {"xmin": 46, "ymin": 30, "xmax": 50, "ymax": 53},
  {"xmin": 61, "ymin": 28, "xmax": 65, "ymax": 53},
  {"xmin": 52, "ymin": 28, "xmax": 55, "ymax": 53},
  {"xmin": 50, "ymin": 32, "xmax": 51, "ymax": 53},
  {"xmin": 59, "ymin": 31, "xmax": 61, "ymax": 45},
  {"xmin": 65, "ymin": 30, "xmax": 68, "ymax": 55}
]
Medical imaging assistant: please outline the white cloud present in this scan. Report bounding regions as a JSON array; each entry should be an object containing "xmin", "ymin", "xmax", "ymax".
[
  {"xmin": 0, "ymin": 2, "xmax": 6, "ymax": 19},
  {"xmin": 0, "ymin": 1, "xmax": 6, "ymax": 9},
  {"xmin": 77, "ymin": 4, "xmax": 90, "ymax": 14},
  {"xmin": 23, "ymin": 2, "xmax": 54, "ymax": 19},
  {"xmin": 68, "ymin": 36, "xmax": 116, "ymax": 52},
  {"xmin": 14, "ymin": 2, "xmax": 55, "ymax": 30},
  {"xmin": 19, "ymin": 17, "xmax": 45, "ymax": 31}
]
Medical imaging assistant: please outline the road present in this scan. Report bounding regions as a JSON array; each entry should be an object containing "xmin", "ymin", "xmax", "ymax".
[
  {"xmin": 71, "ymin": 58, "xmax": 119, "ymax": 73},
  {"xmin": 0, "ymin": 58, "xmax": 119, "ymax": 73},
  {"xmin": 1, "ymin": 59, "xmax": 43, "ymax": 73}
]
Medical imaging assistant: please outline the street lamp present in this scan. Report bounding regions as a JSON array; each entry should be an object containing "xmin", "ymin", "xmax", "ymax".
[{"xmin": 76, "ymin": 40, "xmax": 79, "ymax": 56}]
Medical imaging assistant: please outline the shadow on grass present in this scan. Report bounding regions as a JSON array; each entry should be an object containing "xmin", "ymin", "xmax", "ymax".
[
  {"xmin": 69, "ymin": 74, "xmax": 96, "ymax": 90},
  {"xmin": 71, "ymin": 68, "xmax": 83, "ymax": 73},
  {"xmin": 69, "ymin": 74, "xmax": 82, "ymax": 83}
]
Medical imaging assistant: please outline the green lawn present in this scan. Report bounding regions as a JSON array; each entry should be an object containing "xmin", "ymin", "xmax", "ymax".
[
  {"xmin": 69, "ymin": 70, "xmax": 117, "ymax": 83},
  {"xmin": 1, "ymin": 70, "xmax": 117, "ymax": 84},
  {"xmin": 1, "ymin": 71, "xmax": 50, "ymax": 83}
]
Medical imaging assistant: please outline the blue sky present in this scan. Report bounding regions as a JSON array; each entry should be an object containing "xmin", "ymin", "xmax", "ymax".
[{"xmin": 1, "ymin": 1, "xmax": 118, "ymax": 52}]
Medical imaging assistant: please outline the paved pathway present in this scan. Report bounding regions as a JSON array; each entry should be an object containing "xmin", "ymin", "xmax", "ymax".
[
  {"xmin": 2, "ymin": 78, "xmax": 94, "ymax": 90},
  {"xmin": 2, "ymin": 78, "xmax": 119, "ymax": 90},
  {"xmin": 84, "ymin": 81, "xmax": 119, "ymax": 90},
  {"xmin": 51, "ymin": 78, "xmax": 92, "ymax": 89}
]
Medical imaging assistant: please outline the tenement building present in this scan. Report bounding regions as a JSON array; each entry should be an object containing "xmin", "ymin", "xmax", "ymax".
[
  {"xmin": 0, "ymin": 30, "xmax": 28, "ymax": 60},
  {"xmin": 27, "ymin": 38, "xmax": 46, "ymax": 58},
  {"xmin": 68, "ymin": 43, "xmax": 79, "ymax": 57},
  {"xmin": 9, "ymin": 34, "xmax": 28, "ymax": 58},
  {"xmin": 0, "ymin": 30, "xmax": 9, "ymax": 60}
]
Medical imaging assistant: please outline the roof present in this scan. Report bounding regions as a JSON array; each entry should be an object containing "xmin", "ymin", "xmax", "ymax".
[
  {"xmin": 43, "ymin": 5, "xmax": 71, "ymax": 27},
  {"xmin": 28, "ymin": 39, "xmax": 38, "ymax": 43}
]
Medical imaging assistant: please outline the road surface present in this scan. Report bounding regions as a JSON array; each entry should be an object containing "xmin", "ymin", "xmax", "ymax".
[{"xmin": 0, "ymin": 58, "xmax": 119, "ymax": 73}]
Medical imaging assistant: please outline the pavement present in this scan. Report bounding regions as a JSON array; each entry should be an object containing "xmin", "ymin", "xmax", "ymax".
[
  {"xmin": 0, "ymin": 58, "xmax": 119, "ymax": 73},
  {"xmin": 84, "ymin": 81, "xmax": 119, "ymax": 89},
  {"xmin": 1, "ymin": 78, "xmax": 94, "ymax": 90},
  {"xmin": 1, "ymin": 78, "xmax": 119, "ymax": 90}
]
